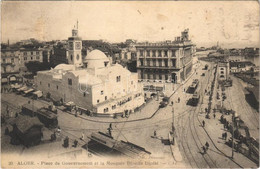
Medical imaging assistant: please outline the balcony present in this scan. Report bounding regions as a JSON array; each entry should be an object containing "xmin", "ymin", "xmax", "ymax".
[
  {"xmin": 137, "ymin": 65, "xmax": 179, "ymax": 70},
  {"xmin": 1, "ymin": 62, "xmax": 15, "ymax": 66}
]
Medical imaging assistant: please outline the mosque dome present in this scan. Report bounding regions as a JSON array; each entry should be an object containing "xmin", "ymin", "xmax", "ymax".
[{"xmin": 83, "ymin": 50, "xmax": 110, "ymax": 69}]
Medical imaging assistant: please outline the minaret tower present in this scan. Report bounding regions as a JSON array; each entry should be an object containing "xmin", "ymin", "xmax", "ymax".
[{"xmin": 68, "ymin": 20, "xmax": 82, "ymax": 66}]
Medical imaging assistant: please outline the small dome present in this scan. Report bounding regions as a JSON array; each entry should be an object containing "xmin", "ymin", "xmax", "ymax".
[
  {"xmin": 83, "ymin": 50, "xmax": 110, "ymax": 69},
  {"xmin": 54, "ymin": 64, "xmax": 75, "ymax": 71}
]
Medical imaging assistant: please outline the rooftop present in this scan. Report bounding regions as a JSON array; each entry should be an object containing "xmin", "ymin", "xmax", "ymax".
[{"xmin": 11, "ymin": 116, "xmax": 43, "ymax": 134}]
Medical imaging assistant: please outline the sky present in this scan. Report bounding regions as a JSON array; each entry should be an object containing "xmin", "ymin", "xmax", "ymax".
[{"xmin": 1, "ymin": 1, "xmax": 259, "ymax": 48}]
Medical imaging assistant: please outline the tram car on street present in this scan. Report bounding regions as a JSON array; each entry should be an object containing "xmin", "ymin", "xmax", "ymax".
[
  {"xmin": 188, "ymin": 79, "xmax": 199, "ymax": 94},
  {"xmin": 21, "ymin": 104, "xmax": 38, "ymax": 117},
  {"xmin": 21, "ymin": 104, "xmax": 58, "ymax": 128},
  {"xmin": 37, "ymin": 108, "xmax": 58, "ymax": 128},
  {"xmin": 190, "ymin": 92, "xmax": 200, "ymax": 106}
]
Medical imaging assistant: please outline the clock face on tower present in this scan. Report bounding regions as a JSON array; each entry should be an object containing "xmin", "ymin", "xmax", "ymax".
[
  {"xmin": 75, "ymin": 42, "xmax": 81, "ymax": 50},
  {"xmin": 69, "ymin": 42, "xmax": 73, "ymax": 50}
]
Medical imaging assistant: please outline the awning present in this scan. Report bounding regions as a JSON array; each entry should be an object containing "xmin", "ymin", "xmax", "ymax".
[
  {"xmin": 1, "ymin": 78, "xmax": 8, "ymax": 83},
  {"xmin": 11, "ymin": 84, "xmax": 22, "ymax": 89},
  {"xmin": 10, "ymin": 76, "xmax": 16, "ymax": 81},
  {"xmin": 17, "ymin": 86, "xmax": 27, "ymax": 91},
  {"xmin": 24, "ymin": 88, "xmax": 34, "ymax": 94},
  {"xmin": 21, "ymin": 87, "xmax": 28, "ymax": 91},
  {"xmin": 65, "ymin": 101, "xmax": 75, "ymax": 106},
  {"xmin": 33, "ymin": 91, "xmax": 43, "ymax": 97}
]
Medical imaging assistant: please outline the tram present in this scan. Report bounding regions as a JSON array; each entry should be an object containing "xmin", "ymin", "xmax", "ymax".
[
  {"xmin": 21, "ymin": 104, "xmax": 58, "ymax": 128},
  {"xmin": 188, "ymin": 79, "xmax": 199, "ymax": 94},
  {"xmin": 190, "ymin": 92, "xmax": 200, "ymax": 106},
  {"xmin": 37, "ymin": 108, "xmax": 58, "ymax": 128}
]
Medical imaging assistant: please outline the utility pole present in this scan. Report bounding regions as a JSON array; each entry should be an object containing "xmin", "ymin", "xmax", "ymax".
[
  {"xmin": 172, "ymin": 106, "xmax": 175, "ymax": 145},
  {"xmin": 231, "ymin": 112, "xmax": 234, "ymax": 159}
]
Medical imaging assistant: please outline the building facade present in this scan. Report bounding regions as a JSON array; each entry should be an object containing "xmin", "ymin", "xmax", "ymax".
[
  {"xmin": 35, "ymin": 26, "xmax": 144, "ymax": 115},
  {"xmin": 1, "ymin": 49, "xmax": 21, "ymax": 74},
  {"xmin": 217, "ymin": 62, "xmax": 230, "ymax": 81},
  {"xmin": 229, "ymin": 61, "xmax": 255, "ymax": 73},
  {"xmin": 19, "ymin": 49, "xmax": 43, "ymax": 70},
  {"xmin": 136, "ymin": 29, "xmax": 195, "ymax": 84},
  {"xmin": 1, "ymin": 48, "xmax": 43, "ymax": 84},
  {"xmin": 1, "ymin": 48, "xmax": 43, "ymax": 73}
]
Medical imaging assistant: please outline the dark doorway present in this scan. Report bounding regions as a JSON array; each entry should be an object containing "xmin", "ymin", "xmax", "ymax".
[{"xmin": 171, "ymin": 73, "xmax": 176, "ymax": 83}]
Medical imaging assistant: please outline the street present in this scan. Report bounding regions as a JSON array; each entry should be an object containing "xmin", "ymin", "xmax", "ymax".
[{"xmin": 1, "ymin": 54, "xmax": 258, "ymax": 168}]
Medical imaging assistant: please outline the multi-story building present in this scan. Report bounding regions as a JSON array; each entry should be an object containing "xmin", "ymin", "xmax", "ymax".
[
  {"xmin": 1, "ymin": 48, "xmax": 43, "ymax": 83},
  {"xmin": 1, "ymin": 49, "xmax": 43, "ymax": 72},
  {"xmin": 217, "ymin": 61, "xmax": 230, "ymax": 81},
  {"xmin": 119, "ymin": 49, "xmax": 132, "ymax": 60},
  {"xmin": 136, "ymin": 29, "xmax": 195, "ymax": 84},
  {"xmin": 19, "ymin": 49, "xmax": 43, "ymax": 70},
  {"xmin": 1, "ymin": 49, "xmax": 21, "ymax": 74},
  {"xmin": 42, "ymin": 47, "xmax": 52, "ymax": 64}
]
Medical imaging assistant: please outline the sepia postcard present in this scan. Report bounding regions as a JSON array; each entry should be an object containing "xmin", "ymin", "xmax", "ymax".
[{"xmin": 1, "ymin": 1, "xmax": 259, "ymax": 168}]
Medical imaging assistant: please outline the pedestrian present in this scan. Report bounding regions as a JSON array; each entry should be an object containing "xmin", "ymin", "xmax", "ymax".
[
  {"xmin": 80, "ymin": 133, "xmax": 84, "ymax": 140},
  {"xmin": 205, "ymin": 108, "xmax": 208, "ymax": 113},
  {"xmin": 202, "ymin": 146, "xmax": 207, "ymax": 154},
  {"xmin": 220, "ymin": 115, "xmax": 224, "ymax": 123},
  {"xmin": 184, "ymin": 88, "xmax": 186, "ymax": 92},
  {"xmin": 226, "ymin": 121, "xmax": 229, "ymax": 128},
  {"xmin": 213, "ymin": 113, "xmax": 216, "ymax": 119},
  {"xmin": 202, "ymin": 120, "xmax": 205, "ymax": 127},
  {"xmin": 205, "ymin": 141, "xmax": 209, "ymax": 149},
  {"xmin": 178, "ymin": 97, "xmax": 180, "ymax": 103},
  {"xmin": 109, "ymin": 123, "xmax": 112, "ymax": 129},
  {"xmin": 74, "ymin": 139, "xmax": 78, "ymax": 148},
  {"xmin": 226, "ymin": 124, "xmax": 230, "ymax": 131},
  {"xmin": 51, "ymin": 132, "xmax": 56, "ymax": 141},
  {"xmin": 64, "ymin": 136, "xmax": 69, "ymax": 148},
  {"xmin": 108, "ymin": 127, "xmax": 112, "ymax": 136},
  {"xmin": 154, "ymin": 130, "xmax": 157, "ymax": 137},
  {"xmin": 171, "ymin": 101, "xmax": 174, "ymax": 106},
  {"xmin": 224, "ymin": 132, "xmax": 227, "ymax": 140},
  {"xmin": 57, "ymin": 126, "xmax": 61, "ymax": 133}
]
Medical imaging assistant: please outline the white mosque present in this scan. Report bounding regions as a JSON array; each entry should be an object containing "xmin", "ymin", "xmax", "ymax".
[{"xmin": 35, "ymin": 24, "xmax": 144, "ymax": 115}]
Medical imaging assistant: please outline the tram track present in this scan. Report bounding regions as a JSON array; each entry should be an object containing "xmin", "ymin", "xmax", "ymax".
[
  {"xmin": 192, "ymin": 63, "xmax": 219, "ymax": 168},
  {"xmin": 177, "ymin": 106, "xmax": 199, "ymax": 168},
  {"xmin": 176, "ymin": 62, "xmax": 218, "ymax": 168},
  {"xmin": 174, "ymin": 63, "xmax": 212, "ymax": 168}
]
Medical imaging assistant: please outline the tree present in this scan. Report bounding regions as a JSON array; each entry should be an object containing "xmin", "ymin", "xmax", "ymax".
[{"xmin": 25, "ymin": 61, "xmax": 51, "ymax": 75}]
